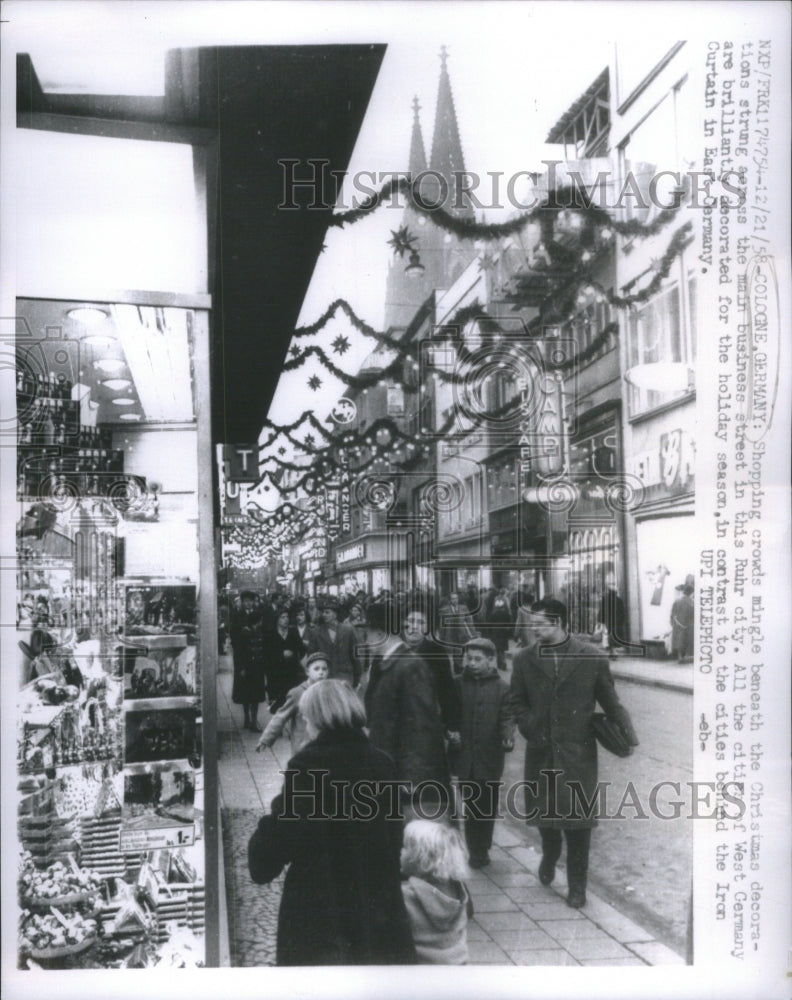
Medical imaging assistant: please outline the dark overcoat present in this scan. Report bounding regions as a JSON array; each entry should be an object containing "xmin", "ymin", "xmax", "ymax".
[
  {"xmin": 229, "ymin": 606, "xmax": 267, "ymax": 704},
  {"xmin": 509, "ymin": 635, "xmax": 638, "ymax": 829},
  {"xmin": 450, "ymin": 668, "xmax": 515, "ymax": 782},
  {"xmin": 308, "ymin": 622, "xmax": 362, "ymax": 687},
  {"xmin": 264, "ymin": 627, "xmax": 305, "ymax": 708},
  {"xmin": 247, "ymin": 728, "xmax": 416, "ymax": 966},
  {"xmin": 364, "ymin": 641, "xmax": 451, "ymax": 794}
]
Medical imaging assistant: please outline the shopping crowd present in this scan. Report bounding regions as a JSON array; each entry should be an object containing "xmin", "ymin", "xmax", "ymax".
[{"xmin": 223, "ymin": 584, "xmax": 638, "ymax": 966}]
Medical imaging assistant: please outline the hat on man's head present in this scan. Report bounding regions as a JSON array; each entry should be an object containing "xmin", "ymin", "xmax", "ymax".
[{"xmin": 240, "ymin": 590, "xmax": 257, "ymax": 600}]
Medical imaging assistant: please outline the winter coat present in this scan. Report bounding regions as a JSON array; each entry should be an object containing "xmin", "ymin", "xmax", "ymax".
[
  {"xmin": 265, "ymin": 627, "xmax": 305, "ymax": 708},
  {"xmin": 258, "ymin": 680, "xmax": 311, "ymax": 755},
  {"xmin": 364, "ymin": 641, "xmax": 451, "ymax": 795},
  {"xmin": 229, "ymin": 606, "xmax": 267, "ymax": 704},
  {"xmin": 438, "ymin": 601, "xmax": 477, "ymax": 661},
  {"xmin": 411, "ymin": 637, "xmax": 462, "ymax": 733},
  {"xmin": 450, "ymin": 668, "xmax": 515, "ymax": 782},
  {"xmin": 509, "ymin": 635, "xmax": 638, "ymax": 829},
  {"xmin": 670, "ymin": 594, "xmax": 694, "ymax": 658},
  {"xmin": 401, "ymin": 876, "xmax": 471, "ymax": 964},
  {"xmin": 599, "ymin": 588, "xmax": 627, "ymax": 647},
  {"xmin": 308, "ymin": 623, "xmax": 362, "ymax": 687},
  {"xmin": 248, "ymin": 727, "xmax": 416, "ymax": 966}
]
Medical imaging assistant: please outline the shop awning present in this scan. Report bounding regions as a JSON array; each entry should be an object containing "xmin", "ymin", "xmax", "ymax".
[{"xmin": 17, "ymin": 44, "xmax": 386, "ymax": 445}]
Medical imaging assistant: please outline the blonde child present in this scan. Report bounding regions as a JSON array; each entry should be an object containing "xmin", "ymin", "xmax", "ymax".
[
  {"xmin": 255, "ymin": 652, "xmax": 329, "ymax": 756},
  {"xmin": 400, "ymin": 819, "xmax": 473, "ymax": 964}
]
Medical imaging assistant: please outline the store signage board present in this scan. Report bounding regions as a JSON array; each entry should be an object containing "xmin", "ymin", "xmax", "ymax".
[
  {"xmin": 1, "ymin": 5, "xmax": 791, "ymax": 1000},
  {"xmin": 224, "ymin": 444, "xmax": 259, "ymax": 483},
  {"xmin": 119, "ymin": 824, "xmax": 196, "ymax": 852}
]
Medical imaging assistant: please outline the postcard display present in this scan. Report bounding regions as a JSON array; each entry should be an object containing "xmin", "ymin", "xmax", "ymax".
[{"xmin": 15, "ymin": 304, "xmax": 207, "ymax": 969}]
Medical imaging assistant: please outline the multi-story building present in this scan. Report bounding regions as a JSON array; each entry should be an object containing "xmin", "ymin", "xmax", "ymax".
[{"xmin": 609, "ymin": 42, "xmax": 698, "ymax": 648}]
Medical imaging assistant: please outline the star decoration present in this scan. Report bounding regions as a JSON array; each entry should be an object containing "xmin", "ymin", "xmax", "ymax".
[
  {"xmin": 289, "ymin": 345, "xmax": 302, "ymax": 358},
  {"xmin": 478, "ymin": 251, "xmax": 497, "ymax": 273},
  {"xmin": 303, "ymin": 434, "xmax": 316, "ymax": 449},
  {"xmin": 277, "ymin": 446, "xmax": 286, "ymax": 455},
  {"xmin": 332, "ymin": 334, "xmax": 350, "ymax": 355},
  {"xmin": 308, "ymin": 375, "xmax": 322, "ymax": 391},
  {"xmin": 387, "ymin": 225, "xmax": 417, "ymax": 258}
]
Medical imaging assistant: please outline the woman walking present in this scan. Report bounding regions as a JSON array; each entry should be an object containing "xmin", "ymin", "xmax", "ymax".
[{"xmin": 248, "ymin": 679, "xmax": 416, "ymax": 965}]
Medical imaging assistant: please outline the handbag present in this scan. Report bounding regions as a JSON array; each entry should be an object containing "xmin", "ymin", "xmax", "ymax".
[{"xmin": 591, "ymin": 713, "xmax": 633, "ymax": 757}]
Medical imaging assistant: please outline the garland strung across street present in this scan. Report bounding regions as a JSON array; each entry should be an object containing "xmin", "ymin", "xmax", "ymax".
[{"xmin": 224, "ymin": 177, "xmax": 695, "ymax": 566}]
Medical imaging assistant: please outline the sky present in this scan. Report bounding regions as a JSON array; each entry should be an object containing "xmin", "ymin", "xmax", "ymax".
[{"xmin": 4, "ymin": 1, "xmax": 712, "ymax": 434}]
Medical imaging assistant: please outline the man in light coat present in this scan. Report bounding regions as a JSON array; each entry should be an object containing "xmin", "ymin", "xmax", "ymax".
[{"xmin": 509, "ymin": 597, "xmax": 638, "ymax": 908}]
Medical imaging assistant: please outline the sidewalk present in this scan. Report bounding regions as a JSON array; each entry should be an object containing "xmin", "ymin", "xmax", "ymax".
[{"xmin": 216, "ymin": 653, "xmax": 687, "ymax": 968}]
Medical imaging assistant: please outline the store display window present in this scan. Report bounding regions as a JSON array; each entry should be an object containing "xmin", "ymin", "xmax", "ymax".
[{"xmin": 15, "ymin": 298, "xmax": 208, "ymax": 969}]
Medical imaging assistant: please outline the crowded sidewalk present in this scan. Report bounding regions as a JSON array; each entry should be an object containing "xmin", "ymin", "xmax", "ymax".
[{"xmin": 216, "ymin": 648, "xmax": 690, "ymax": 967}]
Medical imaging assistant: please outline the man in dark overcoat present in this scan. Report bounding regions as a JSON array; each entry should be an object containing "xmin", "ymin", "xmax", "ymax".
[
  {"xmin": 363, "ymin": 601, "xmax": 451, "ymax": 818},
  {"xmin": 509, "ymin": 597, "xmax": 638, "ymax": 908}
]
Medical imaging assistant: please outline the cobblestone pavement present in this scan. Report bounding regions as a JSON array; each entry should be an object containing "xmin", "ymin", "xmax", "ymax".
[{"xmin": 216, "ymin": 652, "xmax": 690, "ymax": 967}]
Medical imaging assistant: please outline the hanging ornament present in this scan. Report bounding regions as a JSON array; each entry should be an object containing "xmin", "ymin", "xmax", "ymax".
[
  {"xmin": 307, "ymin": 375, "xmax": 322, "ymax": 391},
  {"xmin": 387, "ymin": 225, "xmax": 418, "ymax": 258},
  {"xmin": 331, "ymin": 334, "xmax": 351, "ymax": 355}
]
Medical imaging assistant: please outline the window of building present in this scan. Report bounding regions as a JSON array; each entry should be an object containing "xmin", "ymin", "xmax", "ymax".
[
  {"xmin": 618, "ymin": 76, "xmax": 691, "ymax": 226},
  {"xmin": 627, "ymin": 271, "xmax": 696, "ymax": 416},
  {"xmin": 486, "ymin": 456, "xmax": 518, "ymax": 510}
]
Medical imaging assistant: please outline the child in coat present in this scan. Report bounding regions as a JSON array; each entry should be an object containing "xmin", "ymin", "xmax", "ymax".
[
  {"xmin": 450, "ymin": 637, "xmax": 515, "ymax": 868},
  {"xmin": 400, "ymin": 819, "xmax": 473, "ymax": 964},
  {"xmin": 255, "ymin": 652, "xmax": 329, "ymax": 756}
]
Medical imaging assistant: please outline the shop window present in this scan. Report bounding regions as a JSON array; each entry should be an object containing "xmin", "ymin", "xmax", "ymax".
[{"xmin": 486, "ymin": 456, "xmax": 518, "ymax": 511}]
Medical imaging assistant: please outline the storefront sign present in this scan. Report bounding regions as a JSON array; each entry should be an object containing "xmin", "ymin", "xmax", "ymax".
[
  {"xmin": 119, "ymin": 824, "xmax": 196, "ymax": 852},
  {"xmin": 627, "ymin": 429, "xmax": 695, "ymax": 494},
  {"xmin": 224, "ymin": 443, "xmax": 259, "ymax": 483},
  {"xmin": 336, "ymin": 542, "xmax": 365, "ymax": 566}
]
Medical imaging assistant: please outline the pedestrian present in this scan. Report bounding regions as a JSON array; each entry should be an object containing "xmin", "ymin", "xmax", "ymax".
[
  {"xmin": 255, "ymin": 652, "xmax": 330, "ymax": 756},
  {"xmin": 509, "ymin": 597, "xmax": 638, "ymax": 908},
  {"xmin": 670, "ymin": 583, "xmax": 694, "ymax": 663},
  {"xmin": 486, "ymin": 586, "xmax": 514, "ymax": 670},
  {"xmin": 308, "ymin": 600, "xmax": 362, "ymax": 688},
  {"xmin": 450, "ymin": 638, "xmax": 515, "ymax": 868},
  {"xmin": 439, "ymin": 591, "xmax": 478, "ymax": 675},
  {"xmin": 229, "ymin": 590, "xmax": 267, "ymax": 732},
  {"xmin": 364, "ymin": 601, "xmax": 452, "ymax": 819},
  {"xmin": 247, "ymin": 679, "xmax": 416, "ymax": 965},
  {"xmin": 292, "ymin": 605, "xmax": 313, "ymax": 658},
  {"xmin": 401, "ymin": 605, "xmax": 462, "ymax": 742},
  {"xmin": 265, "ymin": 609, "xmax": 304, "ymax": 713},
  {"xmin": 513, "ymin": 589, "xmax": 537, "ymax": 650},
  {"xmin": 400, "ymin": 819, "xmax": 473, "ymax": 964},
  {"xmin": 597, "ymin": 571, "xmax": 627, "ymax": 657}
]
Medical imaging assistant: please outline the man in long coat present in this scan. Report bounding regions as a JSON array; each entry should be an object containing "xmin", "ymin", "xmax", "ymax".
[
  {"xmin": 363, "ymin": 601, "xmax": 451, "ymax": 818},
  {"xmin": 509, "ymin": 597, "xmax": 638, "ymax": 908}
]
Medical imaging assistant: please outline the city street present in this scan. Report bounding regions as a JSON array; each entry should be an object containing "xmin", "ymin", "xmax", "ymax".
[{"xmin": 217, "ymin": 646, "xmax": 692, "ymax": 965}]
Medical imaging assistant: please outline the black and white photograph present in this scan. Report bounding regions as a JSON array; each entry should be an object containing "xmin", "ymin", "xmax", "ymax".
[{"xmin": 1, "ymin": 2, "xmax": 790, "ymax": 999}]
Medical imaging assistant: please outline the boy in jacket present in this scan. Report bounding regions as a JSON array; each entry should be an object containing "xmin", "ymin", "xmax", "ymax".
[{"xmin": 450, "ymin": 638, "xmax": 515, "ymax": 868}]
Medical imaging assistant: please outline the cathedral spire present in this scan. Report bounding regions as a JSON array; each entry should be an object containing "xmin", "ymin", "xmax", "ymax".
[
  {"xmin": 408, "ymin": 95, "xmax": 427, "ymax": 175},
  {"xmin": 429, "ymin": 45, "xmax": 467, "ymax": 201}
]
